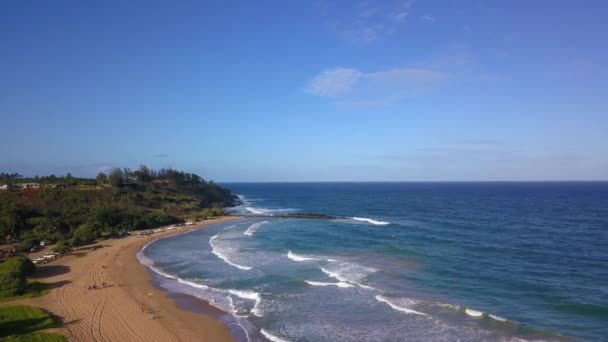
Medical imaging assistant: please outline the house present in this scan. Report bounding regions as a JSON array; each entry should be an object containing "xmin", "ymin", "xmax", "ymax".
[
  {"xmin": 0, "ymin": 184, "xmax": 8, "ymax": 190},
  {"xmin": 17, "ymin": 183, "xmax": 40, "ymax": 189},
  {"xmin": 153, "ymin": 179, "xmax": 172, "ymax": 185}
]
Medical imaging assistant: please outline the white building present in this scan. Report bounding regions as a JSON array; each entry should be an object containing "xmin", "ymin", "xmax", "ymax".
[
  {"xmin": 17, "ymin": 183, "xmax": 40, "ymax": 189},
  {"xmin": 0, "ymin": 184, "xmax": 7, "ymax": 190}
]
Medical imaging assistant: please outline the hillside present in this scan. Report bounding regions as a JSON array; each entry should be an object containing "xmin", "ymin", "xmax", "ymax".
[{"xmin": 0, "ymin": 166, "xmax": 236, "ymax": 254}]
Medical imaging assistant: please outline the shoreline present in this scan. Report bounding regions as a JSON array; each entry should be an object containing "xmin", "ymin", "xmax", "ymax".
[{"xmin": 5, "ymin": 216, "xmax": 242, "ymax": 342}]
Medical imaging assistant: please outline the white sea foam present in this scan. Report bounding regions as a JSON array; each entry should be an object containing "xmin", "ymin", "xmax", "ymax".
[
  {"xmin": 375, "ymin": 295, "xmax": 428, "ymax": 316},
  {"xmin": 223, "ymin": 224, "xmax": 237, "ymax": 230},
  {"xmin": 305, "ymin": 280, "xmax": 354, "ymax": 288},
  {"xmin": 320, "ymin": 263, "xmax": 378, "ymax": 290},
  {"xmin": 136, "ymin": 243, "xmax": 178, "ymax": 280},
  {"xmin": 176, "ymin": 278, "xmax": 208, "ymax": 290},
  {"xmin": 228, "ymin": 290, "xmax": 263, "ymax": 317},
  {"xmin": 465, "ymin": 308, "xmax": 484, "ymax": 317},
  {"xmin": 351, "ymin": 217, "xmax": 391, "ymax": 225},
  {"xmin": 245, "ymin": 207, "xmax": 266, "ymax": 214},
  {"xmin": 244, "ymin": 221, "xmax": 270, "ymax": 236},
  {"xmin": 245, "ymin": 207, "xmax": 296, "ymax": 215},
  {"xmin": 287, "ymin": 250, "xmax": 318, "ymax": 261},
  {"xmin": 489, "ymin": 314, "xmax": 507, "ymax": 321},
  {"xmin": 260, "ymin": 329, "xmax": 291, "ymax": 342},
  {"xmin": 209, "ymin": 235, "xmax": 252, "ymax": 270}
]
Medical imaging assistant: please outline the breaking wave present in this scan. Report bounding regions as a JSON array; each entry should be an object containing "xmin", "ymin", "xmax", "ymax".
[
  {"xmin": 320, "ymin": 263, "xmax": 378, "ymax": 290},
  {"xmin": 260, "ymin": 329, "xmax": 291, "ymax": 342},
  {"xmin": 228, "ymin": 289, "xmax": 263, "ymax": 317},
  {"xmin": 287, "ymin": 250, "xmax": 318, "ymax": 261},
  {"xmin": 305, "ymin": 280, "xmax": 354, "ymax": 288},
  {"xmin": 375, "ymin": 295, "xmax": 428, "ymax": 316},
  {"xmin": 351, "ymin": 217, "xmax": 391, "ymax": 225},
  {"xmin": 244, "ymin": 221, "xmax": 270, "ymax": 236},
  {"xmin": 209, "ymin": 234, "xmax": 252, "ymax": 270}
]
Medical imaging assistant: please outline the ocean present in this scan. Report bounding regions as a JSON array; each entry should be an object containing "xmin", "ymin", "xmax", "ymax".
[{"xmin": 138, "ymin": 182, "xmax": 608, "ymax": 341}]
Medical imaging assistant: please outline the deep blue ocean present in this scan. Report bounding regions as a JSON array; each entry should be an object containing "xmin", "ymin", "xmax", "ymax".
[{"xmin": 140, "ymin": 182, "xmax": 608, "ymax": 342}]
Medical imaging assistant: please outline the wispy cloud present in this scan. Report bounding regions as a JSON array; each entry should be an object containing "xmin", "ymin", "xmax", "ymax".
[
  {"xmin": 306, "ymin": 68, "xmax": 364, "ymax": 97},
  {"xmin": 154, "ymin": 153, "xmax": 169, "ymax": 158},
  {"xmin": 421, "ymin": 15, "xmax": 435, "ymax": 23},
  {"xmin": 306, "ymin": 66, "xmax": 447, "ymax": 103},
  {"xmin": 322, "ymin": 1, "xmax": 415, "ymax": 44}
]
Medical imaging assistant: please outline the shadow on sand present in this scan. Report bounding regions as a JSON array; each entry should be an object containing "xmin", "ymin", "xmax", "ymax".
[{"xmin": 32, "ymin": 265, "xmax": 71, "ymax": 279}]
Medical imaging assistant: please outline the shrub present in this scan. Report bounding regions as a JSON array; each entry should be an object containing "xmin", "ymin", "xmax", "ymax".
[
  {"xmin": 0, "ymin": 269, "xmax": 26, "ymax": 298},
  {"xmin": 1, "ymin": 256, "xmax": 35, "ymax": 276},
  {"xmin": 17, "ymin": 238, "xmax": 38, "ymax": 253},
  {"xmin": 0, "ymin": 258, "xmax": 31, "ymax": 298},
  {"xmin": 52, "ymin": 240, "xmax": 71, "ymax": 254},
  {"xmin": 69, "ymin": 224, "xmax": 98, "ymax": 247}
]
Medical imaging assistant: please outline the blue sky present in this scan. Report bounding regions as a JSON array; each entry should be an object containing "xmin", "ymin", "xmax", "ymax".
[{"xmin": 1, "ymin": 0, "xmax": 607, "ymax": 181}]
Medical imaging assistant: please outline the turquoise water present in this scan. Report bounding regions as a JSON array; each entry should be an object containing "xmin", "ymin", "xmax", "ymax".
[{"xmin": 141, "ymin": 182, "xmax": 608, "ymax": 341}]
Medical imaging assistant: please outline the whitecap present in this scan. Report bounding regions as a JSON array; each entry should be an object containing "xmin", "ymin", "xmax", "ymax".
[
  {"xmin": 244, "ymin": 221, "xmax": 270, "ymax": 236},
  {"xmin": 375, "ymin": 295, "xmax": 428, "ymax": 316},
  {"xmin": 176, "ymin": 278, "xmax": 208, "ymax": 290},
  {"xmin": 209, "ymin": 235, "xmax": 252, "ymax": 270},
  {"xmin": 351, "ymin": 217, "xmax": 391, "ymax": 225},
  {"xmin": 228, "ymin": 289, "xmax": 263, "ymax": 317},
  {"xmin": 287, "ymin": 250, "xmax": 318, "ymax": 262},
  {"xmin": 489, "ymin": 314, "xmax": 507, "ymax": 321},
  {"xmin": 305, "ymin": 280, "xmax": 354, "ymax": 288},
  {"xmin": 260, "ymin": 329, "xmax": 291, "ymax": 342},
  {"xmin": 320, "ymin": 263, "xmax": 378, "ymax": 290},
  {"xmin": 245, "ymin": 207, "xmax": 296, "ymax": 215},
  {"xmin": 465, "ymin": 308, "xmax": 484, "ymax": 317}
]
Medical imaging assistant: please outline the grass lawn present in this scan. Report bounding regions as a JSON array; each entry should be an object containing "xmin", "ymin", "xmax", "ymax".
[{"xmin": 0, "ymin": 305, "xmax": 65, "ymax": 341}]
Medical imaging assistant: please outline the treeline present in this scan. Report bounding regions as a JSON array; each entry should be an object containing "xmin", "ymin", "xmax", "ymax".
[
  {"xmin": 0, "ymin": 166, "xmax": 235, "ymax": 253},
  {"xmin": 0, "ymin": 172, "xmax": 96, "ymax": 186}
]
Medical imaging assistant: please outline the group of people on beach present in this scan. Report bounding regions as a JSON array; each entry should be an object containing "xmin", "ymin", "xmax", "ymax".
[{"xmin": 87, "ymin": 282, "xmax": 112, "ymax": 290}]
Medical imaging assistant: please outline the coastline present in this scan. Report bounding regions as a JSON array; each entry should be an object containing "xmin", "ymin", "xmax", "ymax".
[{"xmin": 6, "ymin": 216, "xmax": 242, "ymax": 342}]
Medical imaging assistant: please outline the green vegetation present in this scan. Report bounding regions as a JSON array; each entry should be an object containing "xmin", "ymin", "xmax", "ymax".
[
  {"xmin": 0, "ymin": 166, "xmax": 235, "ymax": 251},
  {"xmin": 0, "ymin": 305, "xmax": 66, "ymax": 341},
  {"xmin": 0, "ymin": 257, "xmax": 35, "ymax": 298}
]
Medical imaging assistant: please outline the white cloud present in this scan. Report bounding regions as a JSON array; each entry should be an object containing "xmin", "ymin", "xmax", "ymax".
[
  {"xmin": 324, "ymin": 1, "xmax": 415, "ymax": 44},
  {"xmin": 421, "ymin": 15, "xmax": 436, "ymax": 23},
  {"xmin": 366, "ymin": 68, "xmax": 446, "ymax": 83},
  {"xmin": 305, "ymin": 66, "xmax": 448, "ymax": 102},
  {"xmin": 306, "ymin": 68, "xmax": 363, "ymax": 97}
]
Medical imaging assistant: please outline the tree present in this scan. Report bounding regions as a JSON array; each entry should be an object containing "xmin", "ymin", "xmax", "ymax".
[
  {"xmin": 96, "ymin": 172, "xmax": 108, "ymax": 185},
  {"xmin": 0, "ymin": 257, "xmax": 33, "ymax": 298},
  {"xmin": 0, "ymin": 203, "xmax": 26, "ymax": 239},
  {"xmin": 69, "ymin": 224, "xmax": 98, "ymax": 246},
  {"xmin": 133, "ymin": 165, "xmax": 152, "ymax": 183},
  {"xmin": 108, "ymin": 168, "xmax": 124, "ymax": 187},
  {"xmin": 64, "ymin": 173, "xmax": 77, "ymax": 186}
]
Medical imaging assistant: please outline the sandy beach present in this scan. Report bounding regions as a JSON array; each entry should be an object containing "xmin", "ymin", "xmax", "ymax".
[{"xmin": 7, "ymin": 216, "xmax": 241, "ymax": 342}]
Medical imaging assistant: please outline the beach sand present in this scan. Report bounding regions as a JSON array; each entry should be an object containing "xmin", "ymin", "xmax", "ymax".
[{"xmin": 7, "ymin": 217, "xmax": 241, "ymax": 342}]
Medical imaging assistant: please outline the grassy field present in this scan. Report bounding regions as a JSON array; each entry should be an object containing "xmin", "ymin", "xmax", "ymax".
[{"xmin": 0, "ymin": 305, "xmax": 66, "ymax": 341}]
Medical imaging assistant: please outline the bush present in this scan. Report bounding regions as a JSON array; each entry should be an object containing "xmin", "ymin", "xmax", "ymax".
[
  {"xmin": 0, "ymin": 257, "xmax": 32, "ymax": 298},
  {"xmin": 2, "ymin": 256, "xmax": 36, "ymax": 276},
  {"xmin": 17, "ymin": 238, "xmax": 38, "ymax": 253},
  {"xmin": 69, "ymin": 224, "xmax": 98, "ymax": 247},
  {"xmin": 0, "ymin": 269, "xmax": 26, "ymax": 298},
  {"xmin": 52, "ymin": 240, "xmax": 71, "ymax": 254}
]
